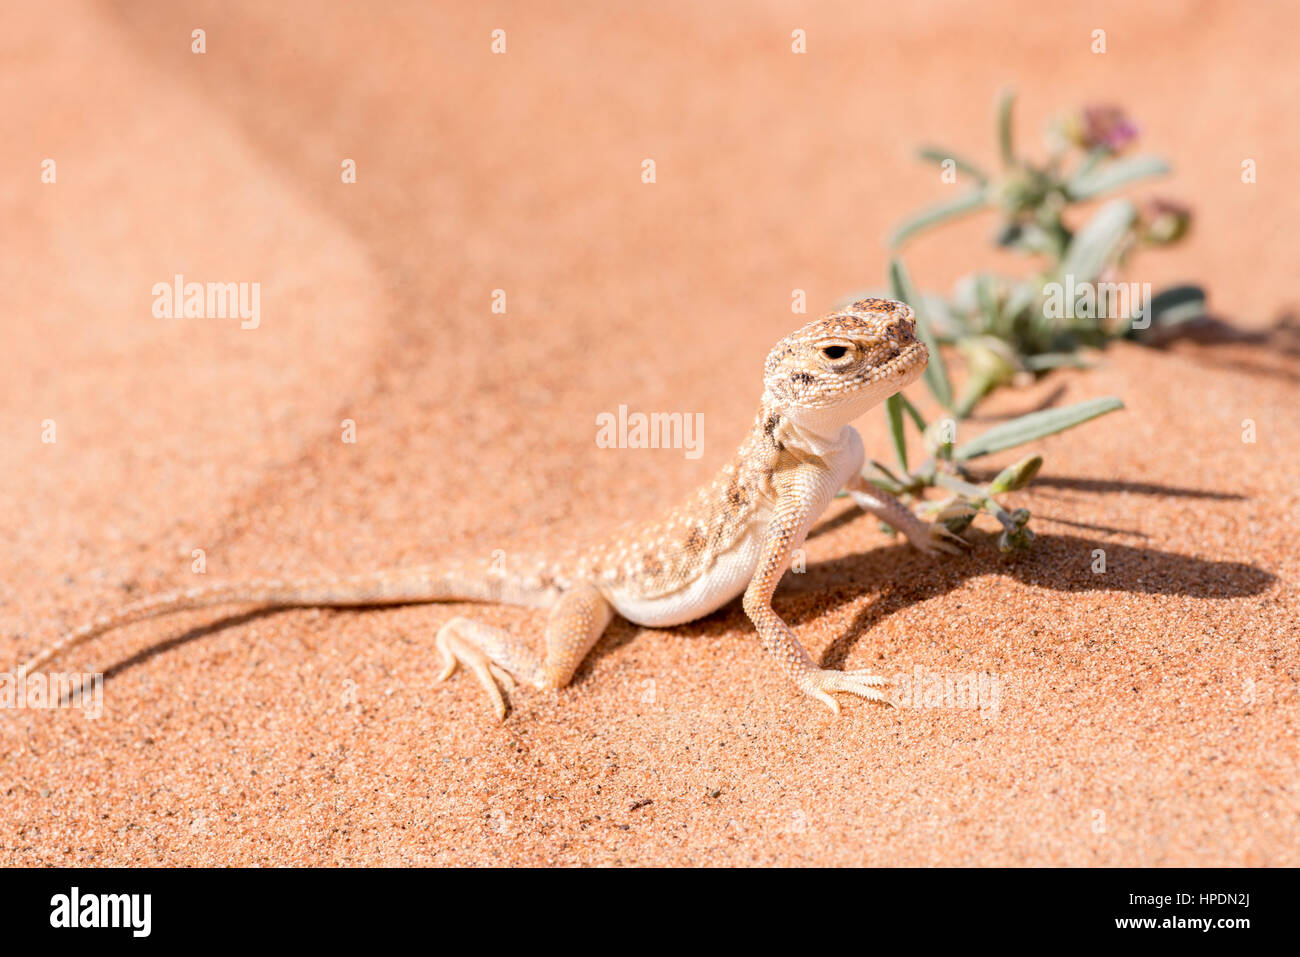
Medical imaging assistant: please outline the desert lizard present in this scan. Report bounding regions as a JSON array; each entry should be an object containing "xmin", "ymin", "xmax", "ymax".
[{"xmin": 22, "ymin": 298, "xmax": 967, "ymax": 718}]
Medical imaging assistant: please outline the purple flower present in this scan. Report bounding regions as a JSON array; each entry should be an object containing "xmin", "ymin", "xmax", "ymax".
[{"xmin": 1080, "ymin": 105, "xmax": 1139, "ymax": 152}]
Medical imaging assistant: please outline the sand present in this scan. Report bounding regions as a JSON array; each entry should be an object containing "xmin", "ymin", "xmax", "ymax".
[{"xmin": 2, "ymin": 0, "xmax": 1296, "ymax": 866}]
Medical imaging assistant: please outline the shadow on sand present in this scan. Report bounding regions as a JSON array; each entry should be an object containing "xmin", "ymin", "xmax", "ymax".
[
  {"xmin": 788, "ymin": 529, "xmax": 1274, "ymax": 669},
  {"xmin": 66, "ymin": 526, "xmax": 1274, "ymax": 697}
]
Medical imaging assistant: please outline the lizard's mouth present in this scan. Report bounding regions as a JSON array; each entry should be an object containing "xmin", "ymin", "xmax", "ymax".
[{"xmin": 883, "ymin": 340, "xmax": 929, "ymax": 386}]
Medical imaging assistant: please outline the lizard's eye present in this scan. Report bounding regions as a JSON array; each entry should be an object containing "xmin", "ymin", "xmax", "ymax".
[
  {"xmin": 819, "ymin": 343, "xmax": 854, "ymax": 363},
  {"xmin": 822, "ymin": 345, "xmax": 848, "ymax": 359}
]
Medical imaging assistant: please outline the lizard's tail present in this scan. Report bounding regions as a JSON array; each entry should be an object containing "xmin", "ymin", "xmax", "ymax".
[{"xmin": 22, "ymin": 560, "xmax": 562, "ymax": 673}]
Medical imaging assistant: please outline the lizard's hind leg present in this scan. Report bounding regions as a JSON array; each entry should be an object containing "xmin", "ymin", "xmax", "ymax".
[{"xmin": 435, "ymin": 584, "xmax": 614, "ymax": 719}]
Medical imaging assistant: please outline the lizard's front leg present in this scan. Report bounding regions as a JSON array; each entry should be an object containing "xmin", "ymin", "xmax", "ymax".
[{"xmin": 742, "ymin": 495, "xmax": 889, "ymax": 714}]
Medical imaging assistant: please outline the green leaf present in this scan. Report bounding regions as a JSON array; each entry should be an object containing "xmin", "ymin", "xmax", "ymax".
[
  {"xmin": 917, "ymin": 292, "xmax": 963, "ymax": 339},
  {"xmin": 888, "ymin": 187, "xmax": 990, "ymax": 248},
  {"xmin": 869, "ymin": 458, "xmax": 905, "ymax": 481},
  {"xmin": 1004, "ymin": 279, "xmax": 1038, "ymax": 323},
  {"xmin": 866, "ymin": 460, "xmax": 906, "ymax": 494},
  {"xmin": 898, "ymin": 392, "xmax": 928, "ymax": 432},
  {"xmin": 988, "ymin": 454, "xmax": 1043, "ymax": 493},
  {"xmin": 975, "ymin": 273, "xmax": 999, "ymax": 330},
  {"xmin": 1146, "ymin": 284, "xmax": 1206, "ymax": 326},
  {"xmin": 1021, "ymin": 352, "xmax": 1091, "ymax": 371},
  {"xmin": 953, "ymin": 335, "xmax": 1021, "ymax": 418},
  {"xmin": 863, "ymin": 478, "xmax": 904, "ymax": 494},
  {"xmin": 1060, "ymin": 199, "xmax": 1138, "ymax": 285},
  {"xmin": 953, "ymin": 396, "xmax": 1124, "ymax": 460},
  {"xmin": 885, "ymin": 394, "xmax": 908, "ymax": 472},
  {"xmin": 889, "ymin": 258, "xmax": 953, "ymax": 410},
  {"xmin": 1120, "ymin": 284, "xmax": 1207, "ymax": 340},
  {"xmin": 917, "ymin": 147, "xmax": 989, "ymax": 184},
  {"xmin": 996, "ymin": 89, "xmax": 1016, "ymax": 168},
  {"xmin": 1067, "ymin": 155, "xmax": 1170, "ymax": 201},
  {"xmin": 934, "ymin": 471, "xmax": 988, "ymax": 500}
]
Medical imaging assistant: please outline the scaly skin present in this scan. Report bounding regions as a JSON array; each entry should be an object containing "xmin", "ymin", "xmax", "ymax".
[{"xmin": 22, "ymin": 298, "xmax": 967, "ymax": 718}]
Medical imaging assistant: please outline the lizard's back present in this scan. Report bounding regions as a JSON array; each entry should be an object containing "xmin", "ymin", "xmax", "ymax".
[{"xmin": 567, "ymin": 415, "xmax": 780, "ymax": 624}]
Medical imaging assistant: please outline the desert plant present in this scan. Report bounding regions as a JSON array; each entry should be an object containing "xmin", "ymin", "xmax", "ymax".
[
  {"xmin": 852, "ymin": 259, "xmax": 1125, "ymax": 554},
  {"xmin": 887, "ymin": 92, "xmax": 1202, "ymax": 415},
  {"xmin": 870, "ymin": 390, "xmax": 1122, "ymax": 554}
]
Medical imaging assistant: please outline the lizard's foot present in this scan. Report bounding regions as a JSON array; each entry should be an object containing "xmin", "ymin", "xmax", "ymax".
[
  {"xmin": 907, "ymin": 518, "xmax": 971, "ymax": 556},
  {"xmin": 878, "ymin": 511, "xmax": 971, "ymax": 555},
  {"xmin": 889, "ymin": 501, "xmax": 974, "ymax": 555},
  {"xmin": 847, "ymin": 481, "xmax": 971, "ymax": 555},
  {"xmin": 797, "ymin": 668, "xmax": 891, "ymax": 714},
  {"xmin": 435, "ymin": 617, "xmax": 519, "ymax": 721}
]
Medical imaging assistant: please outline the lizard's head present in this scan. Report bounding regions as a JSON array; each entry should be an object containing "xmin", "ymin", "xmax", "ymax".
[{"xmin": 763, "ymin": 298, "xmax": 928, "ymax": 432}]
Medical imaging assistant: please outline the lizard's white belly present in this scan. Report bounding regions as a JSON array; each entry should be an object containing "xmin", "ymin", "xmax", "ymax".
[
  {"xmin": 608, "ymin": 527, "xmax": 765, "ymax": 628},
  {"xmin": 608, "ymin": 424, "xmax": 865, "ymax": 629}
]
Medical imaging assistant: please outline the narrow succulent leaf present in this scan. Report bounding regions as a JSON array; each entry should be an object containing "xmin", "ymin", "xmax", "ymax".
[
  {"xmin": 953, "ymin": 378, "xmax": 994, "ymax": 420},
  {"xmin": 954, "ymin": 396, "xmax": 1125, "ymax": 460},
  {"xmin": 988, "ymin": 454, "xmax": 1043, "ymax": 493},
  {"xmin": 889, "ymin": 258, "xmax": 954, "ymax": 410},
  {"xmin": 1004, "ymin": 279, "xmax": 1038, "ymax": 321},
  {"xmin": 953, "ymin": 335, "xmax": 1022, "ymax": 417},
  {"xmin": 996, "ymin": 89, "xmax": 1016, "ymax": 167},
  {"xmin": 1118, "ymin": 284, "xmax": 1207, "ymax": 340},
  {"xmin": 885, "ymin": 394, "xmax": 909, "ymax": 472},
  {"xmin": 1060, "ymin": 199, "xmax": 1138, "ymax": 285},
  {"xmin": 869, "ymin": 459, "xmax": 905, "ymax": 485},
  {"xmin": 898, "ymin": 392, "xmax": 928, "ymax": 432},
  {"xmin": 1067, "ymin": 155, "xmax": 1170, "ymax": 201},
  {"xmin": 975, "ymin": 273, "xmax": 998, "ymax": 327},
  {"xmin": 919, "ymin": 293, "xmax": 963, "ymax": 339},
  {"xmin": 1146, "ymin": 284, "xmax": 1207, "ymax": 326},
  {"xmin": 917, "ymin": 147, "xmax": 989, "ymax": 184},
  {"xmin": 951, "ymin": 274, "xmax": 979, "ymax": 315},
  {"xmin": 934, "ymin": 471, "xmax": 988, "ymax": 500},
  {"xmin": 864, "ymin": 475, "xmax": 905, "ymax": 495},
  {"xmin": 1021, "ymin": 352, "xmax": 1091, "ymax": 371},
  {"xmin": 888, "ymin": 187, "xmax": 990, "ymax": 248}
]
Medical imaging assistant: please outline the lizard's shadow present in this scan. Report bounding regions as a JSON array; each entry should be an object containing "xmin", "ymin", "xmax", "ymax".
[
  {"xmin": 83, "ymin": 530, "xmax": 1276, "ymax": 693},
  {"xmin": 53, "ymin": 609, "xmax": 283, "ymax": 705},
  {"xmin": 783, "ymin": 529, "xmax": 1275, "ymax": 669},
  {"xmin": 608, "ymin": 523, "xmax": 1277, "ymax": 675},
  {"xmin": 99, "ymin": 609, "xmax": 277, "ymax": 682}
]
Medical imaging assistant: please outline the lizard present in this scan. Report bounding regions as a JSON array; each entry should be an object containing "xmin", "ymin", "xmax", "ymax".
[{"xmin": 20, "ymin": 298, "xmax": 968, "ymax": 719}]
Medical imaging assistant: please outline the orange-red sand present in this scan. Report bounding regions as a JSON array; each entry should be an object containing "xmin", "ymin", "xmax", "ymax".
[{"xmin": 2, "ymin": 1, "xmax": 1296, "ymax": 865}]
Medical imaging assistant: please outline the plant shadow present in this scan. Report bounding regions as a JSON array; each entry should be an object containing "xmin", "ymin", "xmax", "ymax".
[{"xmin": 984, "ymin": 476, "xmax": 1245, "ymax": 501}]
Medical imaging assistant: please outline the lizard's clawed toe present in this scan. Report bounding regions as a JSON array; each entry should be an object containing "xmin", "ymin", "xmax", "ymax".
[
  {"xmin": 845, "ymin": 668, "xmax": 889, "ymax": 685},
  {"xmin": 799, "ymin": 668, "xmax": 893, "ymax": 712},
  {"xmin": 931, "ymin": 525, "xmax": 972, "ymax": 554},
  {"xmin": 435, "ymin": 619, "xmax": 513, "ymax": 720}
]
